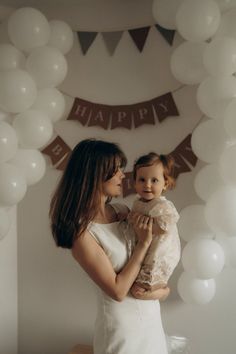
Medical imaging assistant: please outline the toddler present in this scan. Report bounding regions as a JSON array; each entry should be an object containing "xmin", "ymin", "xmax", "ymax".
[{"xmin": 130, "ymin": 152, "xmax": 181, "ymax": 291}]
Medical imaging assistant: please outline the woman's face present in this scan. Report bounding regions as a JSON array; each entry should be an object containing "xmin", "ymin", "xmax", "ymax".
[{"xmin": 102, "ymin": 168, "xmax": 125, "ymax": 198}]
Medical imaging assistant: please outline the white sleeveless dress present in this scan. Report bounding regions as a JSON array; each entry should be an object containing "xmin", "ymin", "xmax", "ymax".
[{"xmin": 87, "ymin": 203, "xmax": 168, "ymax": 354}]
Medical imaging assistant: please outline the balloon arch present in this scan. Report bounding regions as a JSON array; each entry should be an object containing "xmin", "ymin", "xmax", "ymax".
[{"xmin": 1, "ymin": 1, "xmax": 236, "ymax": 305}]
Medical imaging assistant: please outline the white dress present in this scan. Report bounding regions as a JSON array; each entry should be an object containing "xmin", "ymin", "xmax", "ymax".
[
  {"xmin": 87, "ymin": 204, "xmax": 168, "ymax": 354},
  {"xmin": 132, "ymin": 196, "xmax": 181, "ymax": 289}
]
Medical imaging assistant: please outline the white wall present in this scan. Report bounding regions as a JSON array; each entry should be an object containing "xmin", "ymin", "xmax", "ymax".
[
  {"xmin": 1, "ymin": 1, "xmax": 235, "ymax": 353},
  {"xmin": 0, "ymin": 207, "xmax": 17, "ymax": 354}
]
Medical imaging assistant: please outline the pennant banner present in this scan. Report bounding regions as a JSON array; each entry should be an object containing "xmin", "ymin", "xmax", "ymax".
[
  {"xmin": 42, "ymin": 134, "xmax": 197, "ymax": 197},
  {"xmin": 41, "ymin": 135, "xmax": 72, "ymax": 169},
  {"xmin": 67, "ymin": 92, "xmax": 179, "ymax": 130},
  {"xmin": 169, "ymin": 134, "xmax": 198, "ymax": 179},
  {"xmin": 77, "ymin": 24, "xmax": 176, "ymax": 55}
]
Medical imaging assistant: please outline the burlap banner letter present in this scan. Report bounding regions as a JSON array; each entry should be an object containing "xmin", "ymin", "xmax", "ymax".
[
  {"xmin": 152, "ymin": 92, "xmax": 179, "ymax": 122},
  {"xmin": 67, "ymin": 97, "xmax": 91, "ymax": 126},
  {"xmin": 41, "ymin": 136, "xmax": 72, "ymax": 166},
  {"xmin": 170, "ymin": 134, "xmax": 197, "ymax": 178}
]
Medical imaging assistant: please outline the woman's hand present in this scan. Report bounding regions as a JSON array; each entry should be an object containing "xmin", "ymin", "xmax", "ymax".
[
  {"xmin": 130, "ymin": 283, "xmax": 170, "ymax": 301},
  {"xmin": 128, "ymin": 212, "xmax": 153, "ymax": 247}
]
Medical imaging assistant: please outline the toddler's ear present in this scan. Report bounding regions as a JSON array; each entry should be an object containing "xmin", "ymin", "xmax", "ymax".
[{"xmin": 163, "ymin": 182, "xmax": 168, "ymax": 191}]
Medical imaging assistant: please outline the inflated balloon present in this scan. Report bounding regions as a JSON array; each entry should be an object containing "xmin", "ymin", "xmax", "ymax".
[
  {"xmin": 178, "ymin": 204, "xmax": 213, "ymax": 242},
  {"xmin": 219, "ymin": 144, "xmax": 236, "ymax": 185},
  {"xmin": 216, "ymin": 235, "xmax": 236, "ymax": 268},
  {"xmin": 0, "ymin": 121, "xmax": 18, "ymax": 163},
  {"xmin": 32, "ymin": 88, "xmax": 65, "ymax": 122},
  {"xmin": 0, "ymin": 69, "xmax": 37, "ymax": 113},
  {"xmin": 214, "ymin": 8, "xmax": 236, "ymax": 39},
  {"xmin": 177, "ymin": 271, "xmax": 216, "ymax": 305},
  {"xmin": 191, "ymin": 119, "xmax": 230, "ymax": 163},
  {"xmin": 181, "ymin": 239, "xmax": 225, "ymax": 279},
  {"xmin": 10, "ymin": 149, "xmax": 46, "ymax": 186},
  {"xmin": 152, "ymin": 0, "xmax": 183, "ymax": 30},
  {"xmin": 196, "ymin": 76, "xmax": 236, "ymax": 119},
  {"xmin": 0, "ymin": 163, "xmax": 27, "ymax": 206},
  {"xmin": 194, "ymin": 163, "xmax": 225, "ymax": 202},
  {"xmin": 48, "ymin": 20, "xmax": 74, "ymax": 54},
  {"xmin": 0, "ymin": 43, "xmax": 25, "ymax": 71},
  {"xmin": 26, "ymin": 46, "xmax": 68, "ymax": 88},
  {"xmin": 203, "ymin": 37, "xmax": 236, "ymax": 77},
  {"xmin": 12, "ymin": 109, "xmax": 53, "ymax": 149},
  {"xmin": 0, "ymin": 208, "xmax": 11, "ymax": 240},
  {"xmin": 7, "ymin": 7, "xmax": 50, "ymax": 52},
  {"xmin": 176, "ymin": 0, "xmax": 221, "ymax": 42},
  {"xmin": 170, "ymin": 41, "xmax": 207, "ymax": 85},
  {"xmin": 224, "ymin": 99, "xmax": 236, "ymax": 138},
  {"xmin": 205, "ymin": 186, "xmax": 236, "ymax": 235}
]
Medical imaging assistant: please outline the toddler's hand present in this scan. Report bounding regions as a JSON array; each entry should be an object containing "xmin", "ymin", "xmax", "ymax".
[{"xmin": 128, "ymin": 212, "xmax": 153, "ymax": 247}]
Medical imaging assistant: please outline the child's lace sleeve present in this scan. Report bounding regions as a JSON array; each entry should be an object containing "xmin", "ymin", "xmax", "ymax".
[{"xmin": 149, "ymin": 199, "xmax": 179, "ymax": 232}]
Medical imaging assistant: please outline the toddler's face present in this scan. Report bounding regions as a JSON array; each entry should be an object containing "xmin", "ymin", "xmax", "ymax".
[{"xmin": 134, "ymin": 163, "xmax": 166, "ymax": 201}]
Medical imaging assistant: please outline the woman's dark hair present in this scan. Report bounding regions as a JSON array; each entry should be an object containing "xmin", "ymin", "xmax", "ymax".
[
  {"xmin": 133, "ymin": 152, "xmax": 176, "ymax": 189},
  {"xmin": 49, "ymin": 139, "xmax": 127, "ymax": 249}
]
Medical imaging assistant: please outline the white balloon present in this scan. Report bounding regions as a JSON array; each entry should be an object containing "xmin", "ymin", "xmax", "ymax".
[
  {"xmin": 191, "ymin": 119, "xmax": 230, "ymax": 163},
  {"xmin": 48, "ymin": 20, "xmax": 74, "ymax": 54},
  {"xmin": 215, "ymin": 0, "xmax": 236, "ymax": 11},
  {"xmin": 178, "ymin": 204, "xmax": 213, "ymax": 242},
  {"xmin": 197, "ymin": 76, "xmax": 236, "ymax": 119},
  {"xmin": 32, "ymin": 88, "xmax": 65, "ymax": 122},
  {"xmin": 203, "ymin": 37, "xmax": 236, "ymax": 76},
  {"xmin": 194, "ymin": 163, "xmax": 225, "ymax": 202},
  {"xmin": 215, "ymin": 235, "xmax": 236, "ymax": 268},
  {"xmin": 26, "ymin": 46, "xmax": 68, "ymax": 89},
  {"xmin": 224, "ymin": 99, "xmax": 236, "ymax": 138},
  {"xmin": 177, "ymin": 271, "xmax": 216, "ymax": 304},
  {"xmin": 219, "ymin": 144, "xmax": 236, "ymax": 185},
  {"xmin": 170, "ymin": 41, "xmax": 207, "ymax": 85},
  {"xmin": 176, "ymin": 0, "xmax": 221, "ymax": 42},
  {"xmin": 10, "ymin": 149, "xmax": 46, "ymax": 185},
  {"xmin": 205, "ymin": 186, "xmax": 236, "ymax": 234},
  {"xmin": 214, "ymin": 8, "xmax": 236, "ymax": 39},
  {"xmin": 0, "ymin": 69, "xmax": 37, "ymax": 113},
  {"xmin": 182, "ymin": 239, "xmax": 225, "ymax": 279},
  {"xmin": 0, "ymin": 43, "xmax": 25, "ymax": 71},
  {"xmin": 0, "ymin": 207, "xmax": 11, "ymax": 240},
  {"xmin": 0, "ymin": 121, "xmax": 18, "ymax": 163},
  {"xmin": 0, "ymin": 163, "xmax": 27, "ymax": 206},
  {"xmin": 152, "ymin": 0, "xmax": 184, "ymax": 30},
  {"xmin": 7, "ymin": 7, "xmax": 50, "ymax": 52},
  {"xmin": 12, "ymin": 109, "xmax": 53, "ymax": 149}
]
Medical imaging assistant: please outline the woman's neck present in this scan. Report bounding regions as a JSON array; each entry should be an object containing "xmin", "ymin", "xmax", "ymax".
[{"xmin": 93, "ymin": 198, "xmax": 117, "ymax": 224}]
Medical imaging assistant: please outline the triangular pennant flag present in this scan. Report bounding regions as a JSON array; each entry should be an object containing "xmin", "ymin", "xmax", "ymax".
[
  {"xmin": 128, "ymin": 26, "xmax": 150, "ymax": 52},
  {"xmin": 77, "ymin": 31, "xmax": 98, "ymax": 54},
  {"xmin": 102, "ymin": 31, "xmax": 123, "ymax": 55},
  {"xmin": 155, "ymin": 24, "xmax": 175, "ymax": 46}
]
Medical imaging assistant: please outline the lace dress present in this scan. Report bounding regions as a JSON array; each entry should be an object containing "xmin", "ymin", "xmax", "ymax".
[
  {"xmin": 87, "ymin": 203, "xmax": 168, "ymax": 354},
  {"xmin": 131, "ymin": 196, "xmax": 181, "ymax": 289}
]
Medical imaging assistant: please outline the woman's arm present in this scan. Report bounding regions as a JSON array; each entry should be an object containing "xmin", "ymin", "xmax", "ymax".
[
  {"xmin": 72, "ymin": 216, "xmax": 153, "ymax": 302},
  {"xmin": 130, "ymin": 283, "xmax": 170, "ymax": 301}
]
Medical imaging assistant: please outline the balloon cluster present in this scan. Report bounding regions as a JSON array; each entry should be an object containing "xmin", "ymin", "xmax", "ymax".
[
  {"xmin": 153, "ymin": 0, "xmax": 236, "ymax": 305},
  {"xmin": 0, "ymin": 7, "xmax": 73, "ymax": 240}
]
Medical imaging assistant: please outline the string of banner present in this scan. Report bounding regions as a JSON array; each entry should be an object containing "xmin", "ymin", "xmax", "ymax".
[{"xmin": 41, "ymin": 22, "xmax": 197, "ymax": 196}]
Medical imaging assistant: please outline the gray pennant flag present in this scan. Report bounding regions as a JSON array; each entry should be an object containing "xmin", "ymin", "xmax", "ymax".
[
  {"xmin": 102, "ymin": 31, "xmax": 123, "ymax": 56},
  {"xmin": 77, "ymin": 31, "xmax": 98, "ymax": 54}
]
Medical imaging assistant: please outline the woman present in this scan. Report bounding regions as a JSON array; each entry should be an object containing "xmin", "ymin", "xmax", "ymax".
[{"xmin": 49, "ymin": 139, "xmax": 169, "ymax": 354}]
